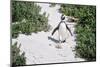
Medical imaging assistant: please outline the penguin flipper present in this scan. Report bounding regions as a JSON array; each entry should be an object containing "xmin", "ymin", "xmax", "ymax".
[
  {"xmin": 65, "ymin": 24, "xmax": 73, "ymax": 36},
  {"xmin": 52, "ymin": 26, "xmax": 59, "ymax": 35}
]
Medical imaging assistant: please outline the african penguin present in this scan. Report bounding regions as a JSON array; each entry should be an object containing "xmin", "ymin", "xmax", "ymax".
[{"xmin": 52, "ymin": 14, "xmax": 73, "ymax": 43}]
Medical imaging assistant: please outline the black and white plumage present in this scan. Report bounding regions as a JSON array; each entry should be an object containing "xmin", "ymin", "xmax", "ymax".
[{"xmin": 52, "ymin": 14, "xmax": 73, "ymax": 43}]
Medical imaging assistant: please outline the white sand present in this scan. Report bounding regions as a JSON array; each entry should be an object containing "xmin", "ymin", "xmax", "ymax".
[{"xmin": 12, "ymin": 3, "xmax": 85, "ymax": 65}]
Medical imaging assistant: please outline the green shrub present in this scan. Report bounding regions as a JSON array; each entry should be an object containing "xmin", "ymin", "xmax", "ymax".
[
  {"xmin": 12, "ymin": 1, "xmax": 49, "ymax": 38},
  {"xmin": 12, "ymin": 23, "xmax": 20, "ymax": 38},
  {"xmin": 11, "ymin": 42, "xmax": 26, "ymax": 66},
  {"xmin": 60, "ymin": 4, "xmax": 96, "ymax": 61}
]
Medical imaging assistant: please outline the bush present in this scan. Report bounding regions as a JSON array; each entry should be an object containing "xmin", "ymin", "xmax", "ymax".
[
  {"xmin": 11, "ymin": 42, "xmax": 26, "ymax": 66},
  {"xmin": 60, "ymin": 4, "xmax": 96, "ymax": 61},
  {"xmin": 12, "ymin": 1, "xmax": 49, "ymax": 38}
]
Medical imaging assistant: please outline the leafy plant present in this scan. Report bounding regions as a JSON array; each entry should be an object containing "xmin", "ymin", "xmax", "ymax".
[
  {"xmin": 11, "ymin": 42, "xmax": 26, "ymax": 66},
  {"xmin": 60, "ymin": 4, "xmax": 96, "ymax": 61},
  {"xmin": 12, "ymin": 1, "xmax": 49, "ymax": 38}
]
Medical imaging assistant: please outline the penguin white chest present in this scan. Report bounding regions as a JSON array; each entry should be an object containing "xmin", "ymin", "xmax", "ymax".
[{"xmin": 58, "ymin": 23, "xmax": 67, "ymax": 41}]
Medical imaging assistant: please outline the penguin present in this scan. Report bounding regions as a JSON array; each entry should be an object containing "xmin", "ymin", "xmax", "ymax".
[{"xmin": 52, "ymin": 14, "xmax": 73, "ymax": 43}]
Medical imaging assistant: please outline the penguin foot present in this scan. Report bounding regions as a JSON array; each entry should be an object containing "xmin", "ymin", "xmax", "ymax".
[{"xmin": 55, "ymin": 45, "xmax": 62, "ymax": 49}]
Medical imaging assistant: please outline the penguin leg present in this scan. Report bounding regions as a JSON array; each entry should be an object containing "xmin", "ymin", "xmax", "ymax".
[
  {"xmin": 57, "ymin": 35, "xmax": 62, "ymax": 49},
  {"xmin": 55, "ymin": 31, "xmax": 62, "ymax": 49}
]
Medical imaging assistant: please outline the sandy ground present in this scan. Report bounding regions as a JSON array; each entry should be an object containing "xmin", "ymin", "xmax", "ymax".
[{"xmin": 12, "ymin": 3, "xmax": 85, "ymax": 65}]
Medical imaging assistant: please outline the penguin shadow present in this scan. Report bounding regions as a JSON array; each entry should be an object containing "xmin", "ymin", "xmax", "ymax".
[{"xmin": 48, "ymin": 36, "xmax": 59, "ymax": 43}]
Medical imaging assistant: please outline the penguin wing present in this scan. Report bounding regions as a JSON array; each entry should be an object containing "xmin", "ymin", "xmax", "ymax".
[
  {"xmin": 65, "ymin": 24, "xmax": 73, "ymax": 36},
  {"xmin": 52, "ymin": 24, "xmax": 59, "ymax": 35}
]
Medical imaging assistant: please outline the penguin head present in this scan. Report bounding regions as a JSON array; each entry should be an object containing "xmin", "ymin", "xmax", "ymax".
[
  {"xmin": 61, "ymin": 15, "xmax": 69, "ymax": 21},
  {"xmin": 61, "ymin": 14, "xmax": 78, "ymax": 22},
  {"xmin": 61, "ymin": 14, "xmax": 65, "ymax": 20}
]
